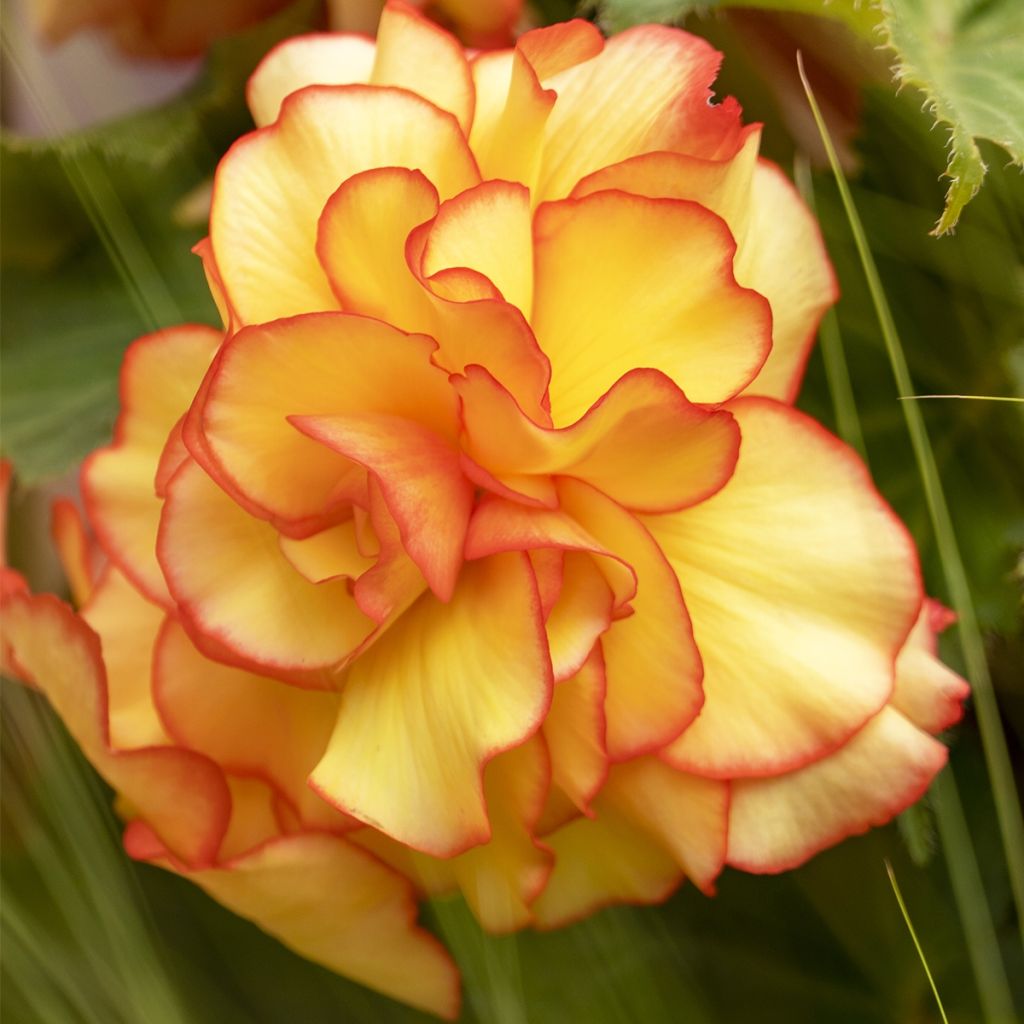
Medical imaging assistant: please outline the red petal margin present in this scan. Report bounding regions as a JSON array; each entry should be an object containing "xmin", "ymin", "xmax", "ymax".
[{"xmin": 1, "ymin": 587, "xmax": 230, "ymax": 867}]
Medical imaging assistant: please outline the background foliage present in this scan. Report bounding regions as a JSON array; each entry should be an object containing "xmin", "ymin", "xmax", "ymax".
[{"xmin": 2, "ymin": 1, "xmax": 1022, "ymax": 1021}]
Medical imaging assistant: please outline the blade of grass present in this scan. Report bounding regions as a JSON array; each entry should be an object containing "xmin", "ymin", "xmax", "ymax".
[
  {"xmin": 885, "ymin": 859, "xmax": 950, "ymax": 1024},
  {"xmin": 898, "ymin": 395, "xmax": 1024, "ymax": 402},
  {"xmin": 798, "ymin": 51, "xmax": 1022, "ymax": 1021}
]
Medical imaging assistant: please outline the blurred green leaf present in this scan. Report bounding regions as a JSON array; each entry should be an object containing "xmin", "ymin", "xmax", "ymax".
[
  {"xmin": 880, "ymin": 0, "xmax": 1024, "ymax": 234},
  {"xmin": 0, "ymin": 0, "xmax": 318, "ymax": 485}
]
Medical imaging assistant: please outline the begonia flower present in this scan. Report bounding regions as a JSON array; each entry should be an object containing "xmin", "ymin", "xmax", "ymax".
[{"xmin": 0, "ymin": 4, "xmax": 969, "ymax": 1017}]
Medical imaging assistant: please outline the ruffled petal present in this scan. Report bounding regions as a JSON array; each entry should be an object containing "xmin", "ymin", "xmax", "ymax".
[
  {"xmin": 532, "ymin": 191, "xmax": 772, "ymax": 422},
  {"xmin": 211, "ymin": 84, "xmax": 479, "ymax": 324},
  {"xmin": 727, "ymin": 707, "xmax": 947, "ymax": 873},
  {"xmin": 1, "ymin": 588, "xmax": 230, "ymax": 866},
  {"xmin": 82, "ymin": 325, "xmax": 221, "ymax": 607},
  {"xmin": 653, "ymin": 398, "xmax": 922, "ymax": 778},
  {"xmin": 310, "ymin": 553, "xmax": 552, "ymax": 857}
]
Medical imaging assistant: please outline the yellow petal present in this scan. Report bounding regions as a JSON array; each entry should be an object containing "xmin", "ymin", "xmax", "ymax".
[
  {"xmin": 310, "ymin": 553, "xmax": 552, "ymax": 857},
  {"xmin": 247, "ymin": 33, "xmax": 376, "ymax": 127},
  {"xmin": 653, "ymin": 398, "xmax": 922, "ymax": 778},
  {"xmin": 532, "ymin": 191, "xmax": 771, "ymax": 423},
  {"xmin": 83, "ymin": 325, "xmax": 221, "ymax": 607},
  {"xmin": 728, "ymin": 707, "xmax": 947, "ymax": 873},
  {"xmin": 211, "ymin": 84, "xmax": 479, "ymax": 324},
  {"xmin": 158, "ymin": 458, "xmax": 375, "ymax": 675}
]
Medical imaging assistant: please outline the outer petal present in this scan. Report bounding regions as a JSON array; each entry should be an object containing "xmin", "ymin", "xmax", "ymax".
[
  {"xmin": 153, "ymin": 618, "xmax": 350, "ymax": 832},
  {"xmin": 727, "ymin": 707, "xmax": 947, "ymax": 873},
  {"xmin": 734, "ymin": 161, "xmax": 839, "ymax": 402},
  {"xmin": 138, "ymin": 831, "xmax": 461, "ymax": 1020},
  {"xmin": 211, "ymin": 85, "xmax": 479, "ymax": 324},
  {"xmin": 158, "ymin": 458, "xmax": 375, "ymax": 675},
  {"xmin": 82, "ymin": 325, "xmax": 221, "ymax": 607},
  {"xmin": 310, "ymin": 553, "xmax": 552, "ymax": 857},
  {"xmin": 535, "ymin": 25, "xmax": 745, "ymax": 202},
  {"xmin": 51, "ymin": 498, "xmax": 101, "ymax": 607},
  {"xmin": 371, "ymin": 1, "xmax": 474, "ymax": 134},
  {"xmin": 531, "ymin": 806, "xmax": 681, "ymax": 929},
  {"xmin": 532, "ymin": 191, "xmax": 772, "ymax": 423},
  {"xmin": 81, "ymin": 568, "xmax": 169, "ymax": 748},
  {"xmin": 654, "ymin": 398, "xmax": 922, "ymax": 778},
  {"xmin": 1, "ymin": 589, "xmax": 230, "ymax": 866},
  {"xmin": 196, "ymin": 312, "xmax": 456, "ymax": 533},
  {"xmin": 892, "ymin": 600, "xmax": 970, "ymax": 733},
  {"xmin": 457, "ymin": 365, "xmax": 740, "ymax": 514},
  {"xmin": 247, "ymin": 33, "xmax": 376, "ymax": 127}
]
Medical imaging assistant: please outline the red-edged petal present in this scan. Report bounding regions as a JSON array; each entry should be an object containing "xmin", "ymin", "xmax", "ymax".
[
  {"xmin": 532, "ymin": 191, "xmax": 772, "ymax": 422},
  {"xmin": 310, "ymin": 553, "xmax": 552, "ymax": 857},
  {"xmin": 653, "ymin": 398, "xmax": 922, "ymax": 778},
  {"xmin": 727, "ymin": 707, "xmax": 947, "ymax": 873},
  {"xmin": 1, "ymin": 588, "xmax": 230, "ymax": 866}
]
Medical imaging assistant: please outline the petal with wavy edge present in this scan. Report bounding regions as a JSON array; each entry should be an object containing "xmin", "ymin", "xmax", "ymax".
[
  {"xmin": 532, "ymin": 191, "xmax": 771, "ymax": 423},
  {"xmin": 422, "ymin": 180, "xmax": 533, "ymax": 315},
  {"xmin": 153, "ymin": 618, "xmax": 351, "ymax": 832},
  {"xmin": 734, "ymin": 161, "xmax": 839, "ymax": 402},
  {"xmin": 247, "ymin": 34, "xmax": 376, "ymax": 127},
  {"xmin": 602, "ymin": 758, "xmax": 728, "ymax": 895},
  {"xmin": 51, "ymin": 498, "xmax": 100, "ymax": 607},
  {"xmin": 138, "ymin": 831, "xmax": 461, "ymax": 1020},
  {"xmin": 728, "ymin": 707, "xmax": 947, "ymax": 873},
  {"xmin": 542, "ymin": 648, "xmax": 607, "ymax": 816},
  {"xmin": 83, "ymin": 325, "xmax": 221, "ymax": 607},
  {"xmin": 211, "ymin": 85, "xmax": 479, "ymax": 324},
  {"xmin": 371, "ymin": 1, "xmax": 474, "ymax": 134},
  {"xmin": 466, "ymin": 483, "xmax": 703, "ymax": 760},
  {"xmin": 654, "ymin": 398, "xmax": 922, "ymax": 778},
  {"xmin": 317, "ymin": 168, "xmax": 550, "ymax": 418},
  {"xmin": 81, "ymin": 569, "xmax": 169, "ymax": 748},
  {"xmin": 544, "ymin": 553, "xmax": 613, "ymax": 682},
  {"xmin": 892, "ymin": 600, "xmax": 969, "ymax": 734},
  {"xmin": 290, "ymin": 412, "xmax": 471, "ymax": 602},
  {"xmin": 531, "ymin": 805, "xmax": 681, "ymax": 929},
  {"xmin": 278, "ymin": 520, "xmax": 375, "ymax": 584},
  {"xmin": 457, "ymin": 365, "xmax": 740, "ymax": 513},
  {"xmin": 310, "ymin": 553, "xmax": 552, "ymax": 857},
  {"xmin": 536, "ymin": 25, "xmax": 744, "ymax": 203},
  {"xmin": 159, "ymin": 459, "xmax": 375, "ymax": 675},
  {"xmin": 197, "ymin": 312, "xmax": 453, "ymax": 533},
  {"xmin": 1, "ymin": 589, "xmax": 230, "ymax": 866}
]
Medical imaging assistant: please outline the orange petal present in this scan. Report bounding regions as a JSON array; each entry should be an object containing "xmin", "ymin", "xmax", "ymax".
[
  {"xmin": 457, "ymin": 366, "xmax": 740, "ymax": 513},
  {"xmin": 310, "ymin": 553, "xmax": 552, "ymax": 857},
  {"xmin": 247, "ymin": 33, "xmax": 376, "ymax": 127},
  {"xmin": 892, "ymin": 600, "xmax": 970, "ymax": 734},
  {"xmin": 734, "ymin": 160, "xmax": 839, "ymax": 402},
  {"xmin": 535, "ymin": 25, "xmax": 745, "ymax": 202},
  {"xmin": 80, "ymin": 568, "xmax": 169, "ymax": 749},
  {"xmin": 531, "ymin": 805, "xmax": 681, "ymax": 929},
  {"xmin": 51, "ymin": 498, "xmax": 101, "ymax": 607},
  {"xmin": 82, "ymin": 325, "xmax": 221, "ymax": 607},
  {"xmin": 141, "ymin": 831, "xmax": 461, "ymax": 1019},
  {"xmin": 601, "ymin": 758, "xmax": 728, "ymax": 896},
  {"xmin": 543, "ymin": 552, "xmax": 613, "ymax": 682},
  {"xmin": 153, "ymin": 617, "xmax": 351, "ymax": 832},
  {"xmin": 1, "ymin": 588, "xmax": 230, "ymax": 867},
  {"xmin": 278, "ymin": 520, "xmax": 375, "ymax": 584},
  {"xmin": 290, "ymin": 412, "xmax": 472, "ymax": 602},
  {"xmin": 210, "ymin": 84, "xmax": 479, "ymax": 324},
  {"xmin": 542, "ymin": 648, "xmax": 608, "ymax": 816},
  {"xmin": 196, "ymin": 312, "xmax": 454, "ymax": 534},
  {"xmin": 372, "ymin": 1, "xmax": 474, "ymax": 134},
  {"xmin": 653, "ymin": 398, "xmax": 922, "ymax": 778},
  {"xmin": 727, "ymin": 707, "xmax": 947, "ymax": 873},
  {"xmin": 532, "ymin": 191, "xmax": 771, "ymax": 423},
  {"xmin": 158, "ymin": 458, "xmax": 375, "ymax": 675}
]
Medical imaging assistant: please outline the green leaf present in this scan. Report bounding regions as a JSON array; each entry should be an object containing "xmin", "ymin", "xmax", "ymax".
[
  {"xmin": 880, "ymin": 0, "xmax": 1024, "ymax": 234},
  {"xmin": 0, "ymin": 0, "xmax": 318, "ymax": 485}
]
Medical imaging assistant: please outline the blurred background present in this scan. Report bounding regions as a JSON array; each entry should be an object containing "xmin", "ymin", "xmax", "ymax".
[{"xmin": 2, "ymin": 1, "xmax": 1022, "ymax": 1021}]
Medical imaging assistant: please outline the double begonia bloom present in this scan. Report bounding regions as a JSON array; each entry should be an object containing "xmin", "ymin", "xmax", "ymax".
[{"xmin": 1, "ymin": 4, "xmax": 969, "ymax": 1018}]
